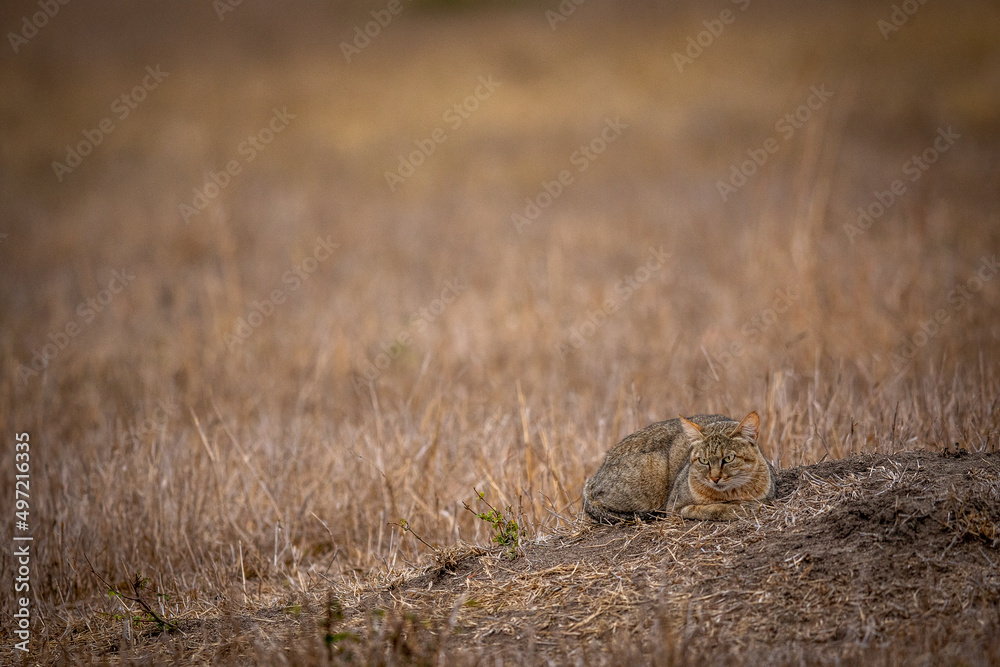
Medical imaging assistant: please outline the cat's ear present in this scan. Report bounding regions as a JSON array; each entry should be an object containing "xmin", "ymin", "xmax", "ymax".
[
  {"xmin": 732, "ymin": 411, "xmax": 760, "ymax": 442},
  {"xmin": 678, "ymin": 416, "xmax": 704, "ymax": 443}
]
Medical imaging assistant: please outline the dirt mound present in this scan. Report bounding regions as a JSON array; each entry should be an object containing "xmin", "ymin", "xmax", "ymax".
[
  {"xmin": 333, "ymin": 449, "xmax": 1000, "ymax": 665},
  {"xmin": 58, "ymin": 450, "xmax": 1000, "ymax": 665}
]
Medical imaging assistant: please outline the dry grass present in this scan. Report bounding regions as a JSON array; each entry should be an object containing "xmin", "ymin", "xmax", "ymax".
[{"xmin": 1, "ymin": 0, "xmax": 999, "ymax": 663}]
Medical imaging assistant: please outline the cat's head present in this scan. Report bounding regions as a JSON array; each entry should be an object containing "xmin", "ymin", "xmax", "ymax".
[{"xmin": 679, "ymin": 412, "xmax": 762, "ymax": 492}]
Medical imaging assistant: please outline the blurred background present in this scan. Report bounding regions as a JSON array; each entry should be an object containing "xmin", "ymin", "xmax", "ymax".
[{"xmin": 1, "ymin": 0, "xmax": 999, "ymax": 644}]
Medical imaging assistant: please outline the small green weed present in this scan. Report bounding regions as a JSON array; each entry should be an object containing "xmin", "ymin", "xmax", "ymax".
[
  {"xmin": 87, "ymin": 559, "xmax": 180, "ymax": 634},
  {"xmin": 322, "ymin": 594, "xmax": 360, "ymax": 660},
  {"xmin": 464, "ymin": 489, "xmax": 524, "ymax": 559}
]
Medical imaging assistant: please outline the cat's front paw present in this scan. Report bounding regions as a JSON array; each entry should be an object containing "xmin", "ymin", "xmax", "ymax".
[{"xmin": 679, "ymin": 501, "xmax": 757, "ymax": 521}]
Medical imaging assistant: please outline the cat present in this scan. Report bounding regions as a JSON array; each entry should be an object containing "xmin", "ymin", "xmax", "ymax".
[{"xmin": 583, "ymin": 411, "xmax": 775, "ymax": 523}]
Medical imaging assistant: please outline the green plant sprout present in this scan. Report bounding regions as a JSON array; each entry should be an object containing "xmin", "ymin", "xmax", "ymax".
[{"xmin": 463, "ymin": 488, "xmax": 524, "ymax": 559}]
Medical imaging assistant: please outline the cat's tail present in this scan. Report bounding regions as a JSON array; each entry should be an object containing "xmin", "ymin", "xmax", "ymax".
[
  {"xmin": 583, "ymin": 491, "xmax": 666, "ymax": 525},
  {"xmin": 583, "ymin": 497, "xmax": 629, "ymax": 524}
]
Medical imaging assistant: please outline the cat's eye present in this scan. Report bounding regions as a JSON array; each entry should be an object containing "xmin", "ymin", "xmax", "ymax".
[
  {"xmin": 697, "ymin": 457, "xmax": 709, "ymax": 466},
  {"xmin": 723, "ymin": 453, "xmax": 736, "ymax": 464}
]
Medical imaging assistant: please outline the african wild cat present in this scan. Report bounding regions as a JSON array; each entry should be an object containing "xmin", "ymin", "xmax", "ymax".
[{"xmin": 583, "ymin": 412, "xmax": 775, "ymax": 523}]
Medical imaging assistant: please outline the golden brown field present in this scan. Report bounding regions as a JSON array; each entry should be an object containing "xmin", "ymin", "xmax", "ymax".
[{"xmin": 1, "ymin": 0, "xmax": 999, "ymax": 664}]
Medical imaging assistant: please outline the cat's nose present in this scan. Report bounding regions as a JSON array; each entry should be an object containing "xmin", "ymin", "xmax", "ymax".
[{"xmin": 710, "ymin": 474, "xmax": 721, "ymax": 483}]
